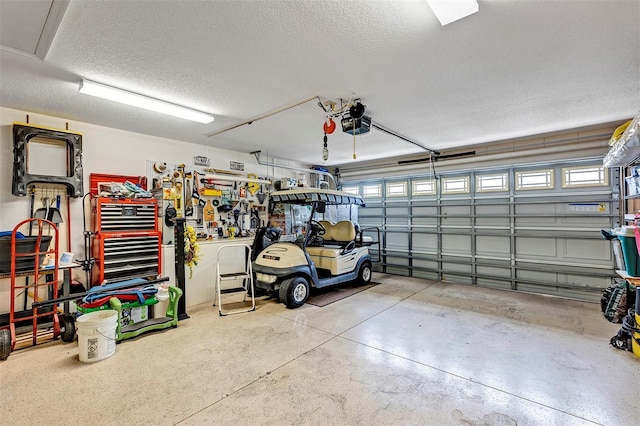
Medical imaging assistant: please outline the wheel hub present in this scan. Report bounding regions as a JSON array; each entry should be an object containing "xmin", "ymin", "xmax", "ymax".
[
  {"xmin": 362, "ymin": 267, "xmax": 371, "ymax": 282},
  {"xmin": 293, "ymin": 283, "xmax": 307, "ymax": 302}
]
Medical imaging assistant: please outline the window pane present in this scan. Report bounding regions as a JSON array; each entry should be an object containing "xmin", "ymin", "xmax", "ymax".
[
  {"xmin": 342, "ymin": 186, "xmax": 360, "ymax": 195},
  {"xmin": 515, "ymin": 170, "xmax": 554, "ymax": 190},
  {"xmin": 386, "ymin": 182, "xmax": 407, "ymax": 197},
  {"xmin": 412, "ymin": 179, "xmax": 436, "ymax": 195},
  {"xmin": 362, "ymin": 184, "xmax": 382, "ymax": 198},
  {"xmin": 442, "ymin": 176, "xmax": 469, "ymax": 194},
  {"xmin": 562, "ymin": 166, "xmax": 607, "ymax": 187},
  {"xmin": 476, "ymin": 173, "xmax": 508, "ymax": 192}
]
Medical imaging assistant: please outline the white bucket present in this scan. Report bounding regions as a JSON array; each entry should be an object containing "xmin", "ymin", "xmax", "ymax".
[{"xmin": 76, "ymin": 310, "xmax": 118, "ymax": 363}]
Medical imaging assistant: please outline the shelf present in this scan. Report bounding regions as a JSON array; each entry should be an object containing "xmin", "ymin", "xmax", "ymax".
[
  {"xmin": 203, "ymin": 173, "xmax": 271, "ymax": 185},
  {"xmin": 615, "ymin": 269, "xmax": 640, "ymax": 285}
]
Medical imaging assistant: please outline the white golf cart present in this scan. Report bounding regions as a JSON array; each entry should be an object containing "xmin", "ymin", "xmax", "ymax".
[{"xmin": 252, "ymin": 188, "xmax": 376, "ymax": 308}]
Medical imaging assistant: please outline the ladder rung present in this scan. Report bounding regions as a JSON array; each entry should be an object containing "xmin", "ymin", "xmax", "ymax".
[
  {"xmin": 219, "ymin": 287, "xmax": 248, "ymax": 294},
  {"xmin": 219, "ymin": 272, "xmax": 251, "ymax": 279}
]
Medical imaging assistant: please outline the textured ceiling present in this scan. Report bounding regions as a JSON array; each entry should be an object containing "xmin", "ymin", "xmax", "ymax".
[{"xmin": 0, "ymin": 0, "xmax": 638, "ymax": 167}]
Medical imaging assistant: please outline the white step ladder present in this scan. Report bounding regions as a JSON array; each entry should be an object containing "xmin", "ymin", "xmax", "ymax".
[{"xmin": 213, "ymin": 244, "xmax": 255, "ymax": 316}]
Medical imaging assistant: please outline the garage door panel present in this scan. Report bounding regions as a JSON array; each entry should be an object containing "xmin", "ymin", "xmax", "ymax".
[
  {"xmin": 413, "ymin": 259, "xmax": 439, "ymax": 271},
  {"xmin": 517, "ymin": 269, "xmax": 557, "ymax": 282},
  {"xmin": 413, "ymin": 210, "xmax": 438, "ymax": 225},
  {"xmin": 560, "ymin": 273, "xmax": 609, "ymax": 288},
  {"xmin": 413, "ymin": 233, "xmax": 438, "ymax": 251},
  {"xmin": 386, "ymin": 232, "xmax": 408, "ymax": 249},
  {"xmin": 362, "ymin": 207, "xmax": 383, "ymax": 217},
  {"xmin": 443, "ymin": 268, "xmax": 472, "ymax": 284},
  {"xmin": 476, "ymin": 217, "xmax": 510, "ymax": 227},
  {"xmin": 413, "ymin": 270, "xmax": 440, "ymax": 280},
  {"xmin": 477, "ymin": 236, "xmax": 510, "ymax": 255},
  {"xmin": 477, "ymin": 278, "xmax": 512, "ymax": 290},
  {"xmin": 386, "ymin": 207, "xmax": 408, "ymax": 216},
  {"xmin": 442, "ymin": 235, "xmax": 471, "ymax": 255},
  {"xmin": 516, "ymin": 284, "xmax": 598, "ymax": 303},
  {"xmin": 562, "ymin": 239, "xmax": 613, "ymax": 264},
  {"xmin": 413, "ymin": 206, "xmax": 438, "ymax": 216},
  {"xmin": 516, "ymin": 237, "xmax": 557, "ymax": 257},
  {"xmin": 477, "ymin": 265, "xmax": 512, "ymax": 278}
]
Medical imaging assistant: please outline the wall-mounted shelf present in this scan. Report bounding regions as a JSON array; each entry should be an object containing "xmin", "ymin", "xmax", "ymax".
[
  {"xmin": 203, "ymin": 174, "xmax": 271, "ymax": 185},
  {"xmin": 603, "ymin": 112, "xmax": 640, "ymax": 168}
]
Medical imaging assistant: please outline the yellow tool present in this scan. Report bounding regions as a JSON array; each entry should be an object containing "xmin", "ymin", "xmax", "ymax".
[
  {"xmin": 201, "ymin": 188, "xmax": 222, "ymax": 197},
  {"xmin": 247, "ymin": 173, "xmax": 259, "ymax": 195}
]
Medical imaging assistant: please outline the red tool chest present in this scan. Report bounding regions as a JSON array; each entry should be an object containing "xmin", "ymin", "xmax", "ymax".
[{"xmin": 91, "ymin": 197, "xmax": 161, "ymax": 285}]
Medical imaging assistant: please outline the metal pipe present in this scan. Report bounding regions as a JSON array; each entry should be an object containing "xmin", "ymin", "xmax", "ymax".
[
  {"xmin": 371, "ymin": 122, "xmax": 439, "ymax": 155},
  {"xmin": 251, "ymin": 151, "xmax": 337, "ymax": 189},
  {"xmin": 207, "ymin": 96, "xmax": 320, "ymax": 138}
]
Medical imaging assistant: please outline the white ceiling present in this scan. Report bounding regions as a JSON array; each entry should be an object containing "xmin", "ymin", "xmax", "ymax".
[{"xmin": 1, "ymin": 0, "xmax": 638, "ymax": 167}]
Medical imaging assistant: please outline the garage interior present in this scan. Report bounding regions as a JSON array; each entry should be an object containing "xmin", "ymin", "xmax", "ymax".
[{"xmin": 0, "ymin": 1, "xmax": 638, "ymax": 425}]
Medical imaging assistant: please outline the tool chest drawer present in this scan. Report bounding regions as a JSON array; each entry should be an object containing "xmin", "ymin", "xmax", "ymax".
[
  {"xmin": 93, "ymin": 197, "xmax": 157, "ymax": 232},
  {"xmin": 92, "ymin": 232, "xmax": 161, "ymax": 284}
]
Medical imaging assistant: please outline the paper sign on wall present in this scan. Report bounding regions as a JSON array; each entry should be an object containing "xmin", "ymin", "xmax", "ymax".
[{"xmin": 230, "ymin": 161, "xmax": 244, "ymax": 171}]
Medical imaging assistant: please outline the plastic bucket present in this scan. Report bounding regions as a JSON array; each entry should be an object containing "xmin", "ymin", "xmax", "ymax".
[
  {"xmin": 76, "ymin": 310, "xmax": 118, "ymax": 363},
  {"xmin": 613, "ymin": 227, "xmax": 640, "ymax": 276}
]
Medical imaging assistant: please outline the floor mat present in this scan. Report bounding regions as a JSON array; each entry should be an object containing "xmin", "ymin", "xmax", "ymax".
[{"xmin": 306, "ymin": 282, "xmax": 379, "ymax": 307}]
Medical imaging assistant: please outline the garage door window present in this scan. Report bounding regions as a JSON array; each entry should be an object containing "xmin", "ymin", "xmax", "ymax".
[
  {"xmin": 412, "ymin": 179, "xmax": 436, "ymax": 195},
  {"xmin": 363, "ymin": 184, "xmax": 382, "ymax": 198},
  {"xmin": 342, "ymin": 185, "xmax": 360, "ymax": 195},
  {"xmin": 442, "ymin": 176, "xmax": 470, "ymax": 194},
  {"xmin": 476, "ymin": 173, "xmax": 508, "ymax": 192},
  {"xmin": 386, "ymin": 182, "xmax": 407, "ymax": 197},
  {"xmin": 515, "ymin": 169, "xmax": 554, "ymax": 190},
  {"xmin": 562, "ymin": 165, "xmax": 608, "ymax": 188}
]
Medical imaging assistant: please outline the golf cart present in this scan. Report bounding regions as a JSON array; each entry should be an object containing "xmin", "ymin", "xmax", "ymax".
[{"xmin": 252, "ymin": 188, "xmax": 375, "ymax": 308}]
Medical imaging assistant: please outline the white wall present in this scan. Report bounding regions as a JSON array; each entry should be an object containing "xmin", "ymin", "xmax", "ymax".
[{"xmin": 0, "ymin": 106, "xmax": 300, "ymax": 309}]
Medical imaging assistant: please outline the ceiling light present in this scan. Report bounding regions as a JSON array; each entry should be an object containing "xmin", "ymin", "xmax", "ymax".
[
  {"xmin": 79, "ymin": 79, "xmax": 214, "ymax": 124},
  {"xmin": 426, "ymin": 0, "xmax": 479, "ymax": 26}
]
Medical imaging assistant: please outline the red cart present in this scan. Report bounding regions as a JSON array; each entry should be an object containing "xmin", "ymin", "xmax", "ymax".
[{"xmin": 0, "ymin": 218, "xmax": 74, "ymax": 361}]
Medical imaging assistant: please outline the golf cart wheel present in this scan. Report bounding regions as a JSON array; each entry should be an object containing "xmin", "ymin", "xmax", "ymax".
[
  {"xmin": 61, "ymin": 314, "xmax": 76, "ymax": 343},
  {"xmin": 0, "ymin": 329, "xmax": 11, "ymax": 361},
  {"xmin": 357, "ymin": 261, "xmax": 372, "ymax": 285},
  {"xmin": 279, "ymin": 276, "xmax": 310, "ymax": 309}
]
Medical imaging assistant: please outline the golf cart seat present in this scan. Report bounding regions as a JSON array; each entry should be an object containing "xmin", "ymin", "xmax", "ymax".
[{"xmin": 307, "ymin": 220, "xmax": 357, "ymax": 258}]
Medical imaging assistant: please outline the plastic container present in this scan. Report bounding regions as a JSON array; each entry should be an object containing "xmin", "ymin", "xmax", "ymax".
[
  {"xmin": 76, "ymin": 310, "xmax": 118, "ymax": 363},
  {"xmin": 612, "ymin": 239, "xmax": 626, "ymax": 271},
  {"xmin": 0, "ymin": 235, "xmax": 52, "ymax": 273},
  {"xmin": 613, "ymin": 227, "xmax": 640, "ymax": 276}
]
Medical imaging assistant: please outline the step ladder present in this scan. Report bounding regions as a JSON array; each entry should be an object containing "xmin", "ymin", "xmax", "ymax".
[{"xmin": 213, "ymin": 244, "xmax": 255, "ymax": 316}]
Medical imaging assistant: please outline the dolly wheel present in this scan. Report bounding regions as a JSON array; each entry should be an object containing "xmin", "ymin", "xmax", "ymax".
[
  {"xmin": 279, "ymin": 276, "xmax": 310, "ymax": 309},
  {"xmin": 0, "ymin": 329, "xmax": 11, "ymax": 361},
  {"xmin": 61, "ymin": 315, "xmax": 76, "ymax": 343}
]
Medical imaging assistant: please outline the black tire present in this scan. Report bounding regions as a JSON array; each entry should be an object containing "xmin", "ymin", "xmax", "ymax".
[
  {"xmin": 61, "ymin": 315, "xmax": 76, "ymax": 343},
  {"xmin": 279, "ymin": 276, "xmax": 310, "ymax": 309},
  {"xmin": 0, "ymin": 328, "xmax": 11, "ymax": 361},
  {"xmin": 357, "ymin": 261, "xmax": 372, "ymax": 286}
]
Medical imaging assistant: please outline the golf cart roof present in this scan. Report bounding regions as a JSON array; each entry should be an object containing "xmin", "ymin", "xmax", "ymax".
[{"xmin": 270, "ymin": 188, "xmax": 365, "ymax": 206}]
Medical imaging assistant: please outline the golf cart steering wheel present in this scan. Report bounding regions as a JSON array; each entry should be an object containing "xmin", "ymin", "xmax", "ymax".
[
  {"xmin": 265, "ymin": 227, "xmax": 282, "ymax": 242},
  {"xmin": 309, "ymin": 220, "xmax": 326, "ymax": 236}
]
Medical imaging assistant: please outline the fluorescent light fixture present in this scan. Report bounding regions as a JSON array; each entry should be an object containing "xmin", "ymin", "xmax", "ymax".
[
  {"xmin": 79, "ymin": 79, "xmax": 214, "ymax": 124},
  {"xmin": 426, "ymin": 0, "xmax": 479, "ymax": 26}
]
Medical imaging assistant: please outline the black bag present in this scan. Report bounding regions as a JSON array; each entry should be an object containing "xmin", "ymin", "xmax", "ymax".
[
  {"xmin": 610, "ymin": 309, "xmax": 639, "ymax": 351},
  {"xmin": 601, "ymin": 279, "xmax": 635, "ymax": 323}
]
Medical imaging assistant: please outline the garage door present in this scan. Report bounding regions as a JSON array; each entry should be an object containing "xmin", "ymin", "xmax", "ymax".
[{"xmin": 343, "ymin": 160, "xmax": 618, "ymax": 302}]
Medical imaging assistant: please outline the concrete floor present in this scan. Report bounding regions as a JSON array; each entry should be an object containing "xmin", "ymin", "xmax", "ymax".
[{"xmin": 0, "ymin": 274, "xmax": 637, "ymax": 425}]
